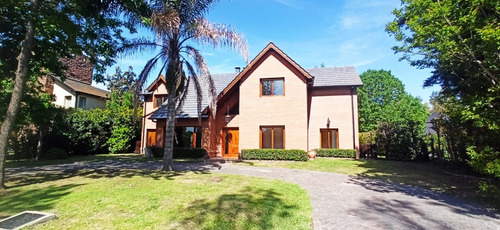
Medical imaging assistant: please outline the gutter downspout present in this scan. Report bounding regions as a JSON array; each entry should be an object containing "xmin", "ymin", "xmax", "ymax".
[{"xmin": 351, "ymin": 87, "xmax": 359, "ymax": 159}]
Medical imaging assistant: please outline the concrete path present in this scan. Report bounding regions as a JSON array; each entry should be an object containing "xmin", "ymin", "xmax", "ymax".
[{"xmin": 6, "ymin": 161, "xmax": 500, "ymax": 230}]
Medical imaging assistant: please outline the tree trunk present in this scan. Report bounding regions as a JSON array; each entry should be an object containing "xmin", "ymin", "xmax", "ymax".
[
  {"xmin": 161, "ymin": 85, "xmax": 177, "ymax": 171},
  {"xmin": 36, "ymin": 128, "xmax": 44, "ymax": 160},
  {"xmin": 0, "ymin": 3, "xmax": 38, "ymax": 190}
]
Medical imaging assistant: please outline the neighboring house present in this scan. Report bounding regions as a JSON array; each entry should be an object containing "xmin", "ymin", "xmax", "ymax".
[
  {"xmin": 140, "ymin": 42, "xmax": 363, "ymax": 158},
  {"xmin": 39, "ymin": 56, "xmax": 108, "ymax": 109}
]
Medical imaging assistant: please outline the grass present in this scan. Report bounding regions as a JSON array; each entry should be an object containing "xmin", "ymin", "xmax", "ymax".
[
  {"xmin": 240, "ymin": 158, "xmax": 500, "ymax": 209},
  {"xmin": 5, "ymin": 154, "xmax": 161, "ymax": 168},
  {"xmin": 0, "ymin": 169, "xmax": 312, "ymax": 229}
]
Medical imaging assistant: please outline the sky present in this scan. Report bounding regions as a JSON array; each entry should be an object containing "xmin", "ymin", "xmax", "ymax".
[{"xmin": 102, "ymin": 0, "xmax": 441, "ymax": 103}]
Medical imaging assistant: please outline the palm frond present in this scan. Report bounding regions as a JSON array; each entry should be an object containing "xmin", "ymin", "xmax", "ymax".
[
  {"xmin": 190, "ymin": 17, "xmax": 249, "ymax": 62},
  {"xmin": 137, "ymin": 54, "xmax": 162, "ymax": 89},
  {"xmin": 151, "ymin": 8, "xmax": 181, "ymax": 37},
  {"xmin": 118, "ymin": 38, "xmax": 159, "ymax": 56},
  {"xmin": 175, "ymin": 75, "xmax": 191, "ymax": 115},
  {"xmin": 185, "ymin": 62, "xmax": 204, "ymax": 123},
  {"xmin": 184, "ymin": 46, "xmax": 217, "ymax": 116}
]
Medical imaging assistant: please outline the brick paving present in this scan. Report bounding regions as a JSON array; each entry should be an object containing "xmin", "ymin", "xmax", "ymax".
[
  {"xmin": 210, "ymin": 164, "xmax": 500, "ymax": 230},
  {"xmin": 6, "ymin": 161, "xmax": 500, "ymax": 230}
]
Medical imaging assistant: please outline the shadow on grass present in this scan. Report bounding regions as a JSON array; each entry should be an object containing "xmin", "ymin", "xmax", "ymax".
[
  {"xmin": 178, "ymin": 186, "xmax": 299, "ymax": 229},
  {"xmin": 0, "ymin": 183, "xmax": 83, "ymax": 219},
  {"xmin": 6, "ymin": 161, "xmax": 220, "ymax": 189}
]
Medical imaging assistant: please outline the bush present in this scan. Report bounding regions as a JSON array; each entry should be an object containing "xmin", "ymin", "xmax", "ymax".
[
  {"xmin": 148, "ymin": 147, "xmax": 207, "ymax": 159},
  {"xmin": 314, "ymin": 149, "xmax": 356, "ymax": 158},
  {"xmin": 43, "ymin": 148, "xmax": 68, "ymax": 160},
  {"xmin": 375, "ymin": 121, "xmax": 428, "ymax": 161},
  {"xmin": 241, "ymin": 149, "xmax": 308, "ymax": 161}
]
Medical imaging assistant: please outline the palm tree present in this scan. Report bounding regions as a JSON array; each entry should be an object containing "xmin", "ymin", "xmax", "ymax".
[{"xmin": 124, "ymin": 0, "xmax": 248, "ymax": 171}]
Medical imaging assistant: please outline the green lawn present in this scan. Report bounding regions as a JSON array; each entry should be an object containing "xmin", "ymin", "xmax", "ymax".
[
  {"xmin": 240, "ymin": 158, "xmax": 500, "ymax": 209},
  {"xmin": 5, "ymin": 154, "xmax": 161, "ymax": 168},
  {"xmin": 1, "ymin": 169, "xmax": 312, "ymax": 229}
]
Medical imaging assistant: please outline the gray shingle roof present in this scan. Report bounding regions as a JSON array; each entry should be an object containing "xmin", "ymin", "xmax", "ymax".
[
  {"xmin": 150, "ymin": 66, "xmax": 361, "ymax": 119},
  {"xmin": 306, "ymin": 66, "xmax": 363, "ymax": 87},
  {"xmin": 150, "ymin": 73, "xmax": 237, "ymax": 119}
]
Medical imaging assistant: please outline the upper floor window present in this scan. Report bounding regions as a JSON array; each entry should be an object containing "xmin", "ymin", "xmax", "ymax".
[
  {"xmin": 78, "ymin": 97, "xmax": 86, "ymax": 108},
  {"xmin": 154, "ymin": 95, "xmax": 168, "ymax": 108},
  {"xmin": 261, "ymin": 78, "xmax": 284, "ymax": 96}
]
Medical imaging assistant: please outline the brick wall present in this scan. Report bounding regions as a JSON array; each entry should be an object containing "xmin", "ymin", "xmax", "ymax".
[{"xmin": 60, "ymin": 55, "xmax": 93, "ymax": 85}]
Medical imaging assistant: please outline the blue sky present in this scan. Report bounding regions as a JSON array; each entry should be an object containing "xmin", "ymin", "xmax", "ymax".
[{"xmin": 103, "ymin": 0, "xmax": 440, "ymax": 103}]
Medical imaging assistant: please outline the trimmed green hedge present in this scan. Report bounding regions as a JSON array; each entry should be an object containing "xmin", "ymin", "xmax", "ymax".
[
  {"xmin": 314, "ymin": 148, "xmax": 356, "ymax": 158},
  {"xmin": 148, "ymin": 147, "xmax": 207, "ymax": 159},
  {"xmin": 241, "ymin": 149, "xmax": 308, "ymax": 161}
]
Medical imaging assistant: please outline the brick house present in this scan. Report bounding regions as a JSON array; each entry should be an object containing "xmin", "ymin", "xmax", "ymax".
[
  {"xmin": 140, "ymin": 42, "xmax": 362, "ymax": 158},
  {"xmin": 39, "ymin": 56, "xmax": 108, "ymax": 109}
]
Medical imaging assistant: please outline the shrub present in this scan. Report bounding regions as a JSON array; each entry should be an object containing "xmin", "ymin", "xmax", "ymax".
[
  {"xmin": 43, "ymin": 148, "xmax": 68, "ymax": 160},
  {"xmin": 375, "ymin": 121, "xmax": 428, "ymax": 161},
  {"xmin": 148, "ymin": 147, "xmax": 207, "ymax": 159},
  {"xmin": 314, "ymin": 149, "xmax": 356, "ymax": 158},
  {"xmin": 241, "ymin": 149, "xmax": 308, "ymax": 161}
]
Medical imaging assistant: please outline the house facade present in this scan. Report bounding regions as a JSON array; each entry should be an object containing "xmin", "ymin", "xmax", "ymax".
[
  {"xmin": 39, "ymin": 56, "xmax": 108, "ymax": 109},
  {"xmin": 140, "ymin": 43, "xmax": 362, "ymax": 158}
]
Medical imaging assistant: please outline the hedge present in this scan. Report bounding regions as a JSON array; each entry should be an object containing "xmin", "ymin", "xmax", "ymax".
[
  {"xmin": 314, "ymin": 149, "xmax": 356, "ymax": 158},
  {"xmin": 148, "ymin": 147, "xmax": 207, "ymax": 159},
  {"xmin": 241, "ymin": 149, "xmax": 308, "ymax": 161}
]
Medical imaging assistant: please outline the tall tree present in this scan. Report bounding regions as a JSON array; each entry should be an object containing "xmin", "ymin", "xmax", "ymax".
[
  {"xmin": 358, "ymin": 69, "xmax": 428, "ymax": 132},
  {"xmin": 387, "ymin": 0, "xmax": 500, "ymax": 177},
  {"xmin": 123, "ymin": 0, "xmax": 248, "ymax": 171},
  {"xmin": 0, "ymin": 0, "xmax": 149, "ymax": 189}
]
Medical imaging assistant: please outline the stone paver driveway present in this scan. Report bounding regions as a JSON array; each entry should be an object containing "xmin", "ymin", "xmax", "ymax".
[
  {"xmin": 6, "ymin": 161, "xmax": 500, "ymax": 229},
  {"xmin": 210, "ymin": 164, "xmax": 500, "ymax": 230}
]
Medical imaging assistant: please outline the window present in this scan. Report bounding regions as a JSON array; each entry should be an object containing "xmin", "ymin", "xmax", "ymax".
[
  {"xmin": 174, "ymin": 126, "xmax": 202, "ymax": 148},
  {"xmin": 320, "ymin": 129, "xmax": 338, "ymax": 149},
  {"xmin": 78, "ymin": 97, "xmax": 86, "ymax": 108},
  {"xmin": 261, "ymin": 78, "xmax": 284, "ymax": 96},
  {"xmin": 64, "ymin": 96, "xmax": 72, "ymax": 108},
  {"xmin": 154, "ymin": 95, "xmax": 168, "ymax": 108},
  {"xmin": 260, "ymin": 126, "xmax": 284, "ymax": 149}
]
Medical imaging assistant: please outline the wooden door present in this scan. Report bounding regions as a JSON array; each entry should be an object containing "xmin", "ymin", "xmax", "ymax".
[
  {"xmin": 222, "ymin": 129, "xmax": 239, "ymax": 158},
  {"xmin": 147, "ymin": 129, "xmax": 156, "ymax": 147}
]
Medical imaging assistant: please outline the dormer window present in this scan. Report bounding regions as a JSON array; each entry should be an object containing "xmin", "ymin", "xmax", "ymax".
[
  {"xmin": 261, "ymin": 78, "xmax": 284, "ymax": 96},
  {"xmin": 154, "ymin": 95, "xmax": 168, "ymax": 108}
]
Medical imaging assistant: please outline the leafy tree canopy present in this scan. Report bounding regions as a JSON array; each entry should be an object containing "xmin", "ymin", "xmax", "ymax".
[{"xmin": 358, "ymin": 69, "xmax": 428, "ymax": 132}]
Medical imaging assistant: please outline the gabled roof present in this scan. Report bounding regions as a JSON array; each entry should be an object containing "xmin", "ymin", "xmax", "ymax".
[
  {"xmin": 52, "ymin": 76, "xmax": 108, "ymax": 98},
  {"xmin": 149, "ymin": 42, "xmax": 363, "ymax": 120},
  {"xmin": 149, "ymin": 73, "xmax": 237, "ymax": 119},
  {"xmin": 146, "ymin": 75, "xmax": 167, "ymax": 92},
  {"xmin": 219, "ymin": 42, "xmax": 314, "ymax": 99}
]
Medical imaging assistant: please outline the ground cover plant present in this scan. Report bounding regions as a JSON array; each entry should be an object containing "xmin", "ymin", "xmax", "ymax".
[{"xmin": 1, "ymin": 168, "xmax": 312, "ymax": 229}]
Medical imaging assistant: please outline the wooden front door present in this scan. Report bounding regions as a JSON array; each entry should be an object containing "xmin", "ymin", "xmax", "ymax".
[
  {"xmin": 222, "ymin": 129, "xmax": 239, "ymax": 158},
  {"xmin": 147, "ymin": 129, "xmax": 156, "ymax": 147}
]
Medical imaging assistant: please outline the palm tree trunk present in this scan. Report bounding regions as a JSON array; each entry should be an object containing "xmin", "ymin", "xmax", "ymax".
[
  {"xmin": 0, "ymin": 2, "xmax": 38, "ymax": 189},
  {"xmin": 161, "ymin": 85, "xmax": 177, "ymax": 171}
]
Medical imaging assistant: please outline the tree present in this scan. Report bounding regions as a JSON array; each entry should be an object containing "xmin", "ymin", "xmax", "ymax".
[
  {"xmin": 387, "ymin": 0, "xmax": 500, "ymax": 177},
  {"xmin": 0, "ymin": 0, "xmax": 149, "ymax": 189},
  {"xmin": 123, "ymin": 0, "xmax": 248, "ymax": 171},
  {"xmin": 357, "ymin": 69, "xmax": 428, "ymax": 132}
]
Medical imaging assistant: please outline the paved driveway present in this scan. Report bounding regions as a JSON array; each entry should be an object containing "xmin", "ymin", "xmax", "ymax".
[
  {"xmin": 6, "ymin": 161, "xmax": 500, "ymax": 229},
  {"xmin": 211, "ymin": 164, "xmax": 500, "ymax": 230}
]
